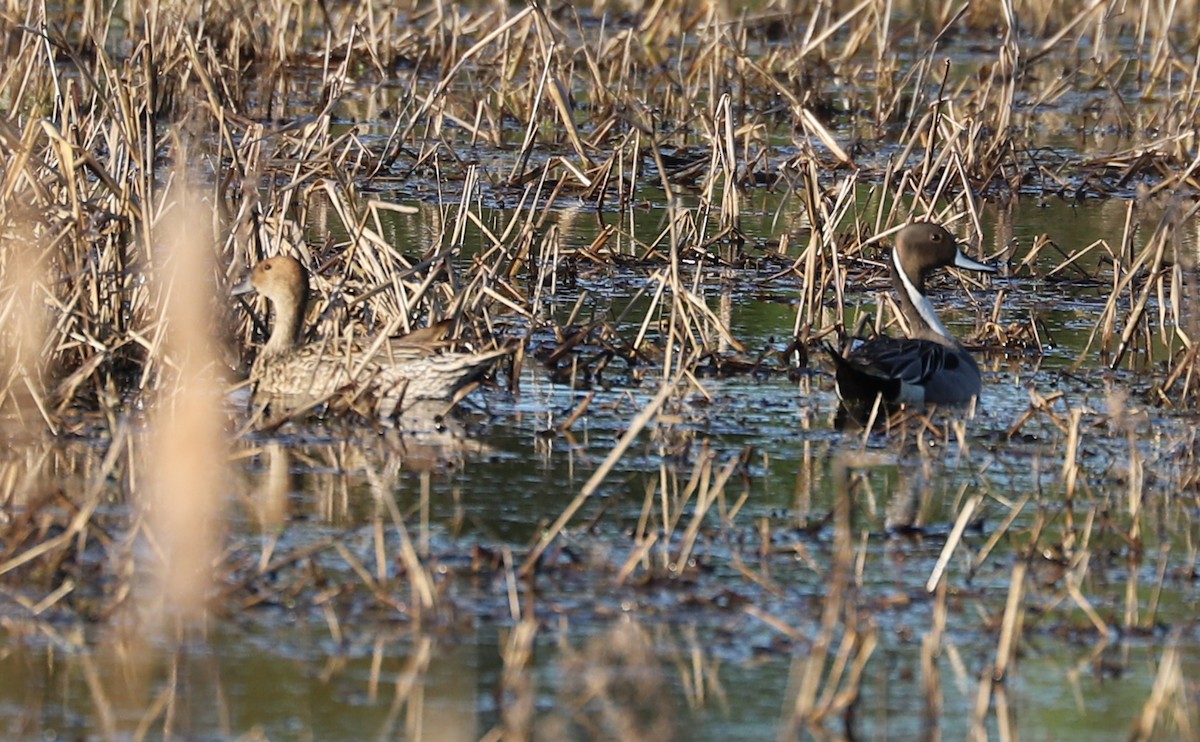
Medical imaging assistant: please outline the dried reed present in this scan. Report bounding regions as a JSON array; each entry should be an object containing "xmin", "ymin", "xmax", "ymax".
[{"xmin": 2, "ymin": 0, "xmax": 1200, "ymax": 738}]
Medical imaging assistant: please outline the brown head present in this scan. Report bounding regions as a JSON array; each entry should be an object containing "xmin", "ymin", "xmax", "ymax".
[
  {"xmin": 888, "ymin": 222, "xmax": 994, "ymax": 343},
  {"xmin": 238, "ymin": 256, "xmax": 308, "ymax": 304},
  {"xmin": 890, "ymin": 223, "xmax": 993, "ymax": 292},
  {"xmin": 235, "ymin": 256, "xmax": 310, "ymax": 354}
]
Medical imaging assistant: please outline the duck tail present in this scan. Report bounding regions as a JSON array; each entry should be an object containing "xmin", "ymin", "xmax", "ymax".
[{"xmin": 824, "ymin": 341, "xmax": 900, "ymax": 404}]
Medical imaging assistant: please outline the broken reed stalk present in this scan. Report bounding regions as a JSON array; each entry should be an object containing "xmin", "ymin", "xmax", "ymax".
[
  {"xmin": 782, "ymin": 454, "xmax": 876, "ymax": 735},
  {"xmin": 1129, "ymin": 635, "xmax": 1194, "ymax": 741},
  {"xmin": 926, "ymin": 492, "xmax": 981, "ymax": 592},
  {"xmin": 921, "ymin": 578, "xmax": 948, "ymax": 738},
  {"xmin": 497, "ymin": 617, "xmax": 539, "ymax": 740},
  {"xmin": 4, "ymin": 0, "xmax": 1200, "ymax": 423},
  {"xmin": 0, "ymin": 223, "xmax": 51, "ymax": 430},
  {"xmin": 519, "ymin": 379, "xmax": 675, "ymax": 576},
  {"xmin": 380, "ymin": 637, "xmax": 435, "ymax": 740},
  {"xmin": 673, "ymin": 452, "xmax": 739, "ymax": 571},
  {"xmin": 5, "ymin": 2, "xmax": 1200, "ymax": 736},
  {"xmin": 142, "ymin": 179, "xmax": 224, "ymax": 624}
]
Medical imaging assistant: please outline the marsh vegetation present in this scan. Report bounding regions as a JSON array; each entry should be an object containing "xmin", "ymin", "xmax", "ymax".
[{"xmin": 1, "ymin": 0, "xmax": 1199, "ymax": 739}]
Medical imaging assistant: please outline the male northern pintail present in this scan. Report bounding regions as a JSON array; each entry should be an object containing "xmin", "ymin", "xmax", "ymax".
[
  {"xmin": 829, "ymin": 222, "xmax": 995, "ymax": 407},
  {"xmin": 234, "ymin": 255, "xmax": 510, "ymax": 419}
]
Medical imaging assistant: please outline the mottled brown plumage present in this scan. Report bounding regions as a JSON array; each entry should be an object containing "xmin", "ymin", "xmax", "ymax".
[{"xmin": 235, "ymin": 256, "xmax": 508, "ymax": 419}]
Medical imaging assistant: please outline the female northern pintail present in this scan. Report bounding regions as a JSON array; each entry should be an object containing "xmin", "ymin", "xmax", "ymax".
[
  {"xmin": 234, "ymin": 255, "xmax": 509, "ymax": 419},
  {"xmin": 829, "ymin": 222, "xmax": 995, "ymax": 407}
]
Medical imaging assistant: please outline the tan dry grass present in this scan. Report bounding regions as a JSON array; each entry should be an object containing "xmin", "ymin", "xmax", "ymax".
[
  {"xmin": 141, "ymin": 179, "xmax": 225, "ymax": 624},
  {"xmin": 0, "ymin": 1, "xmax": 1199, "ymax": 738},
  {"xmin": 0, "ymin": 0, "xmax": 1196, "ymax": 421}
]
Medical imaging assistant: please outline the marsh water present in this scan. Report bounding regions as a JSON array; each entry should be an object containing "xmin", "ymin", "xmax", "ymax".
[
  {"xmin": 5, "ymin": 3, "xmax": 1200, "ymax": 737},
  {"xmin": 2, "ymin": 189, "xmax": 1199, "ymax": 740}
]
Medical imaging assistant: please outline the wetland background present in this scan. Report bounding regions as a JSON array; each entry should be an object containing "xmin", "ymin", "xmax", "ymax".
[{"xmin": 0, "ymin": 0, "xmax": 1199, "ymax": 739}]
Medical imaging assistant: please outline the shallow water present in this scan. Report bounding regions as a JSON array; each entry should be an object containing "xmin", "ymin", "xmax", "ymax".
[
  {"xmin": 8, "ymin": 4, "xmax": 1200, "ymax": 736},
  {"xmin": 3, "ymin": 188, "xmax": 1199, "ymax": 740}
]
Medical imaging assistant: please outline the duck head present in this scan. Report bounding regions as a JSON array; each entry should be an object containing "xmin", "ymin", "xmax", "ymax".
[
  {"xmin": 891, "ymin": 222, "xmax": 994, "ymax": 293},
  {"xmin": 234, "ymin": 256, "xmax": 309, "ymax": 355},
  {"xmin": 889, "ymin": 222, "xmax": 995, "ymax": 343}
]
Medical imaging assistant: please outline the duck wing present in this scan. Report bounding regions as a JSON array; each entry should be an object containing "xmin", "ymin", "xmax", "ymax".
[
  {"xmin": 827, "ymin": 337, "xmax": 959, "ymax": 404},
  {"xmin": 846, "ymin": 337, "xmax": 957, "ymax": 385}
]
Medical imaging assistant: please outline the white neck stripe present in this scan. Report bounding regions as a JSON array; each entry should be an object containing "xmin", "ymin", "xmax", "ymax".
[{"xmin": 893, "ymin": 249, "xmax": 952, "ymax": 339}]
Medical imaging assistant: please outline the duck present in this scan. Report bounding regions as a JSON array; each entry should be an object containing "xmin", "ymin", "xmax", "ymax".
[
  {"xmin": 828, "ymin": 222, "xmax": 995, "ymax": 408},
  {"xmin": 233, "ymin": 255, "xmax": 510, "ymax": 420}
]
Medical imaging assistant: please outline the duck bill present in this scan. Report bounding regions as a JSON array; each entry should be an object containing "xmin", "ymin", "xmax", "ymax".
[
  {"xmin": 953, "ymin": 248, "xmax": 996, "ymax": 274},
  {"xmin": 232, "ymin": 277, "xmax": 257, "ymax": 296}
]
